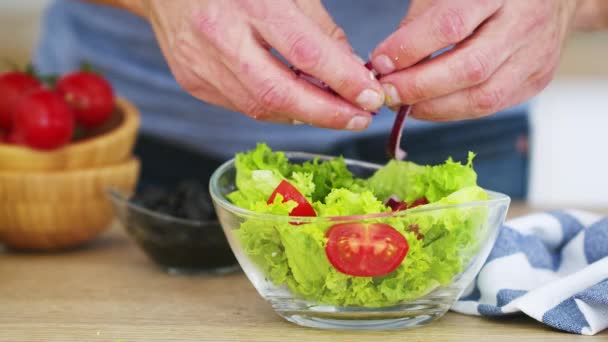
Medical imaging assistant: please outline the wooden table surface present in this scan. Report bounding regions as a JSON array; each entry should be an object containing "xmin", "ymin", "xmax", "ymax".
[{"xmin": 1, "ymin": 203, "xmax": 606, "ymax": 342}]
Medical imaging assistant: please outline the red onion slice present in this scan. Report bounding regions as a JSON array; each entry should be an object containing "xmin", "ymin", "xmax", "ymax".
[
  {"xmin": 384, "ymin": 195, "xmax": 402, "ymax": 210},
  {"xmin": 387, "ymin": 105, "xmax": 411, "ymax": 160},
  {"xmin": 291, "ymin": 61, "xmax": 410, "ymax": 158}
]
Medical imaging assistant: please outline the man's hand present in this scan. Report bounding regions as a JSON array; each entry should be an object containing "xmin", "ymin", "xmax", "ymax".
[
  {"xmin": 371, "ymin": 0, "xmax": 582, "ymax": 121},
  {"xmin": 135, "ymin": 0, "xmax": 384, "ymax": 130}
]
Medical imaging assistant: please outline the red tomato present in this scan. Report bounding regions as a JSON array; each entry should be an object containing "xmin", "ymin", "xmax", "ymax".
[
  {"xmin": 56, "ymin": 71, "xmax": 114, "ymax": 128},
  {"xmin": 3, "ymin": 130, "xmax": 22, "ymax": 144},
  {"xmin": 0, "ymin": 72, "xmax": 42, "ymax": 130},
  {"xmin": 325, "ymin": 222, "xmax": 409, "ymax": 277},
  {"xmin": 12, "ymin": 89, "xmax": 75, "ymax": 150},
  {"xmin": 267, "ymin": 180, "xmax": 316, "ymax": 217}
]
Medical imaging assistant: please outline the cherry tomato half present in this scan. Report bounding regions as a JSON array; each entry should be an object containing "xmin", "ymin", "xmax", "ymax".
[
  {"xmin": 267, "ymin": 180, "xmax": 316, "ymax": 217},
  {"xmin": 325, "ymin": 222, "xmax": 409, "ymax": 277}
]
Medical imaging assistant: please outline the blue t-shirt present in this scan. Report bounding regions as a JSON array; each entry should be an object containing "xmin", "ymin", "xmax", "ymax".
[{"xmin": 34, "ymin": 0, "xmax": 526, "ymax": 159}]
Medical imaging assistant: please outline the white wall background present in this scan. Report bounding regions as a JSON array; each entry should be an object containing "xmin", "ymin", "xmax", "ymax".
[
  {"xmin": 529, "ymin": 79, "xmax": 608, "ymax": 208},
  {"xmin": 0, "ymin": 0, "xmax": 50, "ymax": 61}
]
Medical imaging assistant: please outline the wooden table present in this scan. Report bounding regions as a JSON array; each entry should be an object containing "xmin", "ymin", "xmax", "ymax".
[{"xmin": 1, "ymin": 204, "xmax": 605, "ymax": 342}]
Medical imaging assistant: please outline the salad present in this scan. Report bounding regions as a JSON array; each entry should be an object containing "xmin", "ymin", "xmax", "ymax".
[{"xmin": 228, "ymin": 143, "xmax": 489, "ymax": 308}]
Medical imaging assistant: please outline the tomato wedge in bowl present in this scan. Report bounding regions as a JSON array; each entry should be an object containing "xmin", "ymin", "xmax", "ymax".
[
  {"xmin": 267, "ymin": 180, "xmax": 316, "ymax": 218},
  {"xmin": 209, "ymin": 151, "xmax": 510, "ymax": 331},
  {"xmin": 325, "ymin": 222, "xmax": 409, "ymax": 277}
]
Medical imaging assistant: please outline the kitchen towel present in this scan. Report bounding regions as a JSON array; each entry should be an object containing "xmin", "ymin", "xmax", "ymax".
[{"xmin": 453, "ymin": 210, "xmax": 608, "ymax": 336}]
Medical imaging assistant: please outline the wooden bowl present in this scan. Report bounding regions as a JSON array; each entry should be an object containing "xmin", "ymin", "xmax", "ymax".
[
  {"xmin": 0, "ymin": 98, "xmax": 140, "ymax": 172},
  {"xmin": 0, "ymin": 158, "xmax": 140, "ymax": 251}
]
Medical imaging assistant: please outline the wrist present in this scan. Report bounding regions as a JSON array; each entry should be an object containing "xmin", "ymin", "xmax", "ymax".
[{"xmin": 574, "ymin": 0, "xmax": 608, "ymax": 30}]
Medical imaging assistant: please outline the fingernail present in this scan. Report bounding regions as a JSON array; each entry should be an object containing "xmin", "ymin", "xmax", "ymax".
[
  {"xmin": 356, "ymin": 89, "xmax": 384, "ymax": 111},
  {"xmin": 372, "ymin": 55, "xmax": 395, "ymax": 75},
  {"xmin": 346, "ymin": 115, "xmax": 371, "ymax": 131},
  {"xmin": 382, "ymin": 83, "xmax": 401, "ymax": 106}
]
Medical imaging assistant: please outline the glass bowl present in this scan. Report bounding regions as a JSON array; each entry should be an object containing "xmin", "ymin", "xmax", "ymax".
[
  {"xmin": 108, "ymin": 189, "xmax": 239, "ymax": 275},
  {"xmin": 209, "ymin": 152, "xmax": 510, "ymax": 330}
]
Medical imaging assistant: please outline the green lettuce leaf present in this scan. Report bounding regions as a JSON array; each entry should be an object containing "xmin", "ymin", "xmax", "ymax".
[
  {"xmin": 291, "ymin": 156, "xmax": 365, "ymax": 202},
  {"xmin": 366, "ymin": 159, "xmax": 426, "ymax": 202},
  {"xmin": 314, "ymin": 189, "xmax": 389, "ymax": 217},
  {"xmin": 367, "ymin": 152, "xmax": 477, "ymax": 203},
  {"xmin": 227, "ymin": 143, "xmax": 291, "ymax": 209}
]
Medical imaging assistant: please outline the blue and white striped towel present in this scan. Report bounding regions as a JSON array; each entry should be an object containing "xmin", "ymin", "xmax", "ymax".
[{"xmin": 453, "ymin": 210, "xmax": 608, "ymax": 336}]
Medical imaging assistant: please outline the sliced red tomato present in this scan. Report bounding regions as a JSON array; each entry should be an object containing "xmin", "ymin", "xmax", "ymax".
[
  {"xmin": 325, "ymin": 222, "xmax": 409, "ymax": 277},
  {"xmin": 267, "ymin": 180, "xmax": 316, "ymax": 217}
]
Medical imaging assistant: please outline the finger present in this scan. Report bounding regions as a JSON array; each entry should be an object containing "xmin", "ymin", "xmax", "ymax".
[
  {"xmin": 201, "ymin": 60, "xmax": 295, "ymax": 124},
  {"xmin": 294, "ymin": 0, "xmax": 353, "ymax": 54},
  {"xmin": 254, "ymin": 2, "xmax": 385, "ymax": 112},
  {"xmin": 400, "ymin": 0, "xmax": 436, "ymax": 26},
  {"xmin": 371, "ymin": 0, "xmax": 503, "ymax": 75},
  {"xmin": 227, "ymin": 36, "xmax": 372, "ymax": 130},
  {"xmin": 410, "ymin": 49, "xmax": 534, "ymax": 121},
  {"xmin": 380, "ymin": 13, "xmax": 522, "ymax": 107}
]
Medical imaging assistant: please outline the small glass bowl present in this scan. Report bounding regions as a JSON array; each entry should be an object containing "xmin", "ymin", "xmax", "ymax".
[
  {"xmin": 209, "ymin": 152, "xmax": 510, "ymax": 330},
  {"xmin": 108, "ymin": 189, "xmax": 239, "ymax": 275}
]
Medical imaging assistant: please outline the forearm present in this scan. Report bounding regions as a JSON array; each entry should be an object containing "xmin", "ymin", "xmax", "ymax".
[
  {"xmin": 78, "ymin": 0, "xmax": 145, "ymax": 17},
  {"xmin": 574, "ymin": 0, "xmax": 608, "ymax": 30}
]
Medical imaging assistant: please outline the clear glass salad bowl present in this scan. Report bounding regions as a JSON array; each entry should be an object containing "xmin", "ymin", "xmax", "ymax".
[{"xmin": 209, "ymin": 152, "xmax": 510, "ymax": 330}]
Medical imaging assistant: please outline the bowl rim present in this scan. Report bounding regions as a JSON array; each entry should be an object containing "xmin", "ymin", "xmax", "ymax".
[
  {"xmin": 209, "ymin": 151, "xmax": 511, "ymax": 223},
  {"xmin": 106, "ymin": 187, "xmax": 218, "ymax": 227}
]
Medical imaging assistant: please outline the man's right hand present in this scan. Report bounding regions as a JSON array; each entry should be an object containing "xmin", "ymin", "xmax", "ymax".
[{"xmin": 130, "ymin": 0, "xmax": 385, "ymax": 130}]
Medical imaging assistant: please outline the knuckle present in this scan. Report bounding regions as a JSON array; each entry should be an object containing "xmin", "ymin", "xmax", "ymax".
[
  {"xmin": 469, "ymin": 85, "xmax": 504, "ymax": 113},
  {"xmin": 173, "ymin": 70, "xmax": 198, "ymax": 93},
  {"xmin": 328, "ymin": 25, "xmax": 347, "ymax": 42},
  {"xmin": 234, "ymin": 0, "xmax": 268, "ymax": 20},
  {"xmin": 256, "ymin": 80, "xmax": 291, "ymax": 111},
  {"xmin": 403, "ymin": 75, "xmax": 427, "ymax": 103},
  {"xmin": 332, "ymin": 76, "xmax": 356, "ymax": 96},
  {"xmin": 287, "ymin": 33, "xmax": 322, "ymax": 69},
  {"xmin": 532, "ymin": 72, "xmax": 554, "ymax": 92},
  {"xmin": 525, "ymin": 5, "xmax": 551, "ymax": 31},
  {"xmin": 411, "ymin": 103, "xmax": 431, "ymax": 118},
  {"xmin": 461, "ymin": 50, "xmax": 492, "ymax": 84},
  {"xmin": 192, "ymin": 11, "xmax": 220, "ymax": 41},
  {"xmin": 435, "ymin": 8, "xmax": 468, "ymax": 44},
  {"xmin": 242, "ymin": 99, "xmax": 270, "ymax": 121}
]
